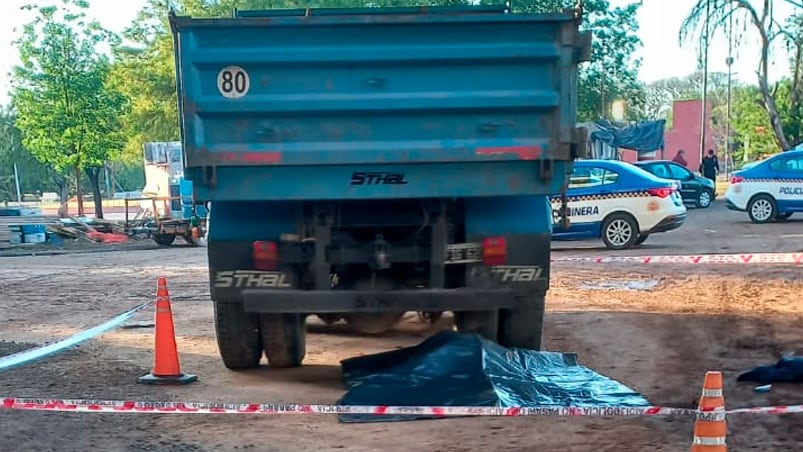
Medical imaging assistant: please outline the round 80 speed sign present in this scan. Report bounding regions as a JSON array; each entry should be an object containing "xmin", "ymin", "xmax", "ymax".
[{"xmin": 217, "ymin": 66, "xmax": 250, "ymax": 99}]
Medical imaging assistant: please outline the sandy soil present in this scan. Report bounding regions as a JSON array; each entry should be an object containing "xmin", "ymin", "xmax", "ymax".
[{"xmin": 1, "ymin": 200, "xmax": 801, "ymax": 451}]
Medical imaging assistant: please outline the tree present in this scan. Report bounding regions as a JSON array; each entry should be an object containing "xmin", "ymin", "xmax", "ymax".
[
  {"xmin": 780, "ymin": 12, "xmax": 803, "ymax": 145},
  {"xmin": 642, "ymin": 71, "xmax": 733, "ymax": 122},
  {"xmin": 680, "ymin": 0, "xmax": 803, "ymax": 151},
  {"xmin": 0, "ymin": 106, "xmax": 56, "ymax": 202},
  {"xmin": 12, "ymin": 0, "xmax": 128, "ymax": 218},
  {"xmin": 730, "ymin": 85, "xmax": 777, "ymax": 162},
  {"xmin": 500, "ymin": 0, "xmax": 645, "ymax": 122}
]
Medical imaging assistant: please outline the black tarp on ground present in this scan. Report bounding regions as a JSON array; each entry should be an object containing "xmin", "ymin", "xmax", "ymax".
[{"xmin": 336, "ymin": 331, "xmax": 649, "ymax": 423}]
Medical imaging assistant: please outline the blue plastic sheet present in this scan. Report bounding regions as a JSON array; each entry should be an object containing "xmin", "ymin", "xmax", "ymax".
[{"xmin": 337, "ymin": 331, "xmax": 650, "ymax": 423}]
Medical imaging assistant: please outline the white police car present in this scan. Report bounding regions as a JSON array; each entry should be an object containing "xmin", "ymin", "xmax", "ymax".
[
  {"xmin": 551, "ymin": 159, "xmax": 687, "ymax": 250},
  {"xmin": 725, "ymin": 149, "xmax": 803, "ymax": 223}
]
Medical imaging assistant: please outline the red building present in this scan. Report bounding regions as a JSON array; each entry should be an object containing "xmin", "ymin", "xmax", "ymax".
[
  {"xmin": 619, "ymin": 99, "xmax": 715, "ymax": 171},
  {"xmin": 662, "ymin": 99, "xmax": 715, "ymax": 171}
]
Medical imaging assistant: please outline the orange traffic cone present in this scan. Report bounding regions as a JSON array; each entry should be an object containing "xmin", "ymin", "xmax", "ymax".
[
  {"xmin": 138, "ymin": 277, "xmax": 197, "ymax": 385},
  {"xmin": 690, "ymin": 371, "xmax": 726, "ymax": 451}
]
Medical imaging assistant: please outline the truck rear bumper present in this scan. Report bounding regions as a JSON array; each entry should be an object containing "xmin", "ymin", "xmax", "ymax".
[{"xmin": 241, "ymin": 288, "xmax": 517, "ymax": 314}]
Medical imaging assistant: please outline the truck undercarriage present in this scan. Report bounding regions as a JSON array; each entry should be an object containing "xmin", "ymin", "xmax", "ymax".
[{"xmin": 209, "ymin": 198, "xmax": 550, "ymax": 368}]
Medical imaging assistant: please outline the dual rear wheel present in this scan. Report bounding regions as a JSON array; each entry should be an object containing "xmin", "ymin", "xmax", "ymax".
[
  {"xmin": 214, "ymin": 294, "xmax": 548, "ymax": 369},
  {"xmin": 453, "ymin": 292, "xmax": 546, "ymax": 350},
  {"xmin": 213, "ymin": 301, "xmax": 305, "ymax": 369}
]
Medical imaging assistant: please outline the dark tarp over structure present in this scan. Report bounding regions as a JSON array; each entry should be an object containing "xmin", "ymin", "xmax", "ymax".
[
  {"xmin": 583, "ymin": 119, "xmax": 666, "ymax": 159},
  {"xmin": 336, "ymin": 332, "xmax": 650, "ymax": 423}
]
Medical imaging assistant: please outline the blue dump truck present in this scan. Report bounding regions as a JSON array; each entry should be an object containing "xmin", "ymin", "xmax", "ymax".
[{"xmin": 169, "ymin": 4, "xmax": 591, "ymax": 369}]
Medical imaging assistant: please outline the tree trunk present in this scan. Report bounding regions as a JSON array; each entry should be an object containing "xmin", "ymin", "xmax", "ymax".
[
  {"xmin": 759, "ymin": 78, "xmax": 792, "ymax": 151},
  {"xmin": 85, "ymin": 166, "xmax": 104, "ymax": 219},
  {"xmin": 51, "ymin": 169, "xmax": 69, "ymax": 218},
  {"xmin": 73, "ymin": 166, "xmax": 84, "ymax": 216},
  {"xmin": 754, "ymin": 11, "xmax": 792, "ymax": 151}
]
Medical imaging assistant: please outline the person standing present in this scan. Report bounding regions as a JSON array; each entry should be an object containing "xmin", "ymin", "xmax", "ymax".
[
  {"xmin": 672, "ymin": 149, "xmax": 688, "ymax": 167},
  {"xmin": 700, "ymin": 149, "xmax": 720, "ymax": 183}
]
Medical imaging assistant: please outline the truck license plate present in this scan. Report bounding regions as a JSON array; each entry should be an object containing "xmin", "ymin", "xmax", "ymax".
[{"xmin": 445, "ymin": 243, "xmax": 483, "ymax": 264}]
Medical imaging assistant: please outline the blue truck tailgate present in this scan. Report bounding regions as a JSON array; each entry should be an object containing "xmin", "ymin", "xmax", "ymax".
[{"xmin": 169, "ymin": 6, "xmax": 590, "ymax": 201}]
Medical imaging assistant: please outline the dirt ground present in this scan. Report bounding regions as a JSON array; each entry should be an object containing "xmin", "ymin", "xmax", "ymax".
[{"xmin": 1, "ymin": 199, "xmax": 801, "ymax": 451}]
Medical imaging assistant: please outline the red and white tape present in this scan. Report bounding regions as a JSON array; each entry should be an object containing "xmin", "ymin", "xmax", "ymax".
[
  {"xmin": 727, "ymin": 405, "xmax": 803, "ymax": 415},
  {"xmin": 0, "ymin": 398, "xmax": 692, "ymax": 416},
  {"xmin": 2, "ymin": 398, "xmax": 800, "ymax": 417},
  {"xmin": 552, "ymin": 252, "xmax": 803, "ymax": 265}
]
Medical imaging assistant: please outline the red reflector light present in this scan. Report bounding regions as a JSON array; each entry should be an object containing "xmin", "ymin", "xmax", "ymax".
[
  {"xmin": 482, "ymin": 236, "xmax": 507, "ymax": 266},
  {"xmin": 731, "ymin": 176, "xmax": 744, "ymax": 184},
  {"xmin": 253, "ymin": 241, "xmax": 278, "ymax": 271},
  {"xmin": 647, "ymin": 187, "xmax": 674, "ymax": 198}
]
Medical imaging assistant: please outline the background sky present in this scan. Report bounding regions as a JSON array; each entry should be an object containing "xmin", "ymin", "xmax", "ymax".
[{"xmin": 0, "ymin": 0, "xmax": 796, "ymax": 106}]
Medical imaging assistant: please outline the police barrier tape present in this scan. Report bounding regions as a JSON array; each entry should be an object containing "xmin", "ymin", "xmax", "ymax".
[
  {"xmin": 1, "ymin": 398, "xmax": 801, "ymax": 417},
  {"xmin": 552, "ymin": 252, "xmax": 803, "ymax": 265},
  {"xmin": 0, "ymin": 398, "xmax": 692, "ymax": 416}
]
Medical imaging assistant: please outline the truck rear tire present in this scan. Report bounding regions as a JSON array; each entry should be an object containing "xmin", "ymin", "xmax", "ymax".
[
  {"xmin": 498, "ymin": 292, "xmax": 546, "ymax": 350},
  {"xmin": 454, "ymin": 310, "xmax": 499, "ymax": 342},
  {"xmin": 260, "ymin": 314, "xmax": 306, "ymax": 368},
  {"xmin": 213, "ymin": 301, "xmax": 263, "ymax": 369}
]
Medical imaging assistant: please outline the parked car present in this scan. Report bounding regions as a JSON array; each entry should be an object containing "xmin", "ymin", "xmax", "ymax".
[
  {"xmin": 725, "ymin": 149, "xmax": 803, "ymax": 223},
  {"xmin": 551, "ymin": 159, "xmax": 687, "ymax": 250},
  {"xmin": 633, "ymin": 160, "xmax": 716, "ymax": 208}
]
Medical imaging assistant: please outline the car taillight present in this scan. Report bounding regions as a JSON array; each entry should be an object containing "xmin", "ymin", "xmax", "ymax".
[
  {"xmin": 253, "ymin": 241, "xmax": 278, "ymax": 271},
  {"xmin": 731, "ymin": 176, "xmax": 745, "ymax": 184},
  {"xmin": 647, "ymin": 187, "xmax": 675, "ymax": 198},
  {"xmin": 482, "ymin": 236, "xmax": 507, "ymax": 266}
]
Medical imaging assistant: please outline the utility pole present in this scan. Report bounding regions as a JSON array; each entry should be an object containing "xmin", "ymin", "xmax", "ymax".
[
  {"xmin": 725, "ymin": 5, "xmax": 734, "ymax": 177},
  {"xmin": 699, "ymin": 0, "xmax": 711, "ymax": 168},
  {"xmin": 13, "ymin": 163, "xmax": 22, "ymax": 204}
]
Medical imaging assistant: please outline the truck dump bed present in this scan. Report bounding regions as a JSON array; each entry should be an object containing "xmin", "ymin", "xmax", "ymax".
[{"xmin": 169, "ymin": 5, "xmax": 590, "ymax": 201}]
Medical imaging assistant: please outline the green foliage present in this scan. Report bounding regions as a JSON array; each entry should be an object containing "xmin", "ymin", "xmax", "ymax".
[
  {"xmin": 108, "ymin": 161, "xmax": 146, "ymax": 192},
  {"xmin": 0, "ymin": 106, "xmax": 55, "ymax": 201},
  {"xmin": 643, "ymin": 71, "xmax": 733, "ymax": 119},
  {"xmin": 11, "ymin": 0, "xmax": 128, "ymax": 215},
  {"xmin": 781, "ymin": 13, "xmax": 803, "ymax": 147},
  {"xmin": 680, "ymin": 0, "xmax": 801, "ymax": 150},
  {"xmin": 730, "ymin": 85, "xmax": 777, "ymax": 161},
  {"xmin": 500, "ymin": 1, "xmax": 645, "ymax": 121},
  {"xmin": 773, "ymin": 79, "xmax": 803, "ymax": 146}
]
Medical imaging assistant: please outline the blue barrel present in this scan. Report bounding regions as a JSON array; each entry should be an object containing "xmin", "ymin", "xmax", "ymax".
[
  {"xmin": 21, "ymin": 224, "xmax": 46, "ymax": 235},
  {"xmin": 21, "ymin": 224, "xmax": 47, "ymax": 244}
]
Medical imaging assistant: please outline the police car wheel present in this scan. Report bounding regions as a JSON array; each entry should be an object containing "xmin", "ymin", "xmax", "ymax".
[
  {"xmin": 697, "ymin": 190, "xmax": 712, "ymax": 208},
  {"xmin": 602, "ymin": 213, "xmax": 639, "ymax": 250},
  {"xmin": 747, "ymin": 195, "xmax": 776, "ymax": 224}
]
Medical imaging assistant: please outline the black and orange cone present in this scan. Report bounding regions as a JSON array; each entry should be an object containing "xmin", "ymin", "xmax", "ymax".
[{"xmin": 138, "ymin": 277, "xmax": 197, "ymax": 385}]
